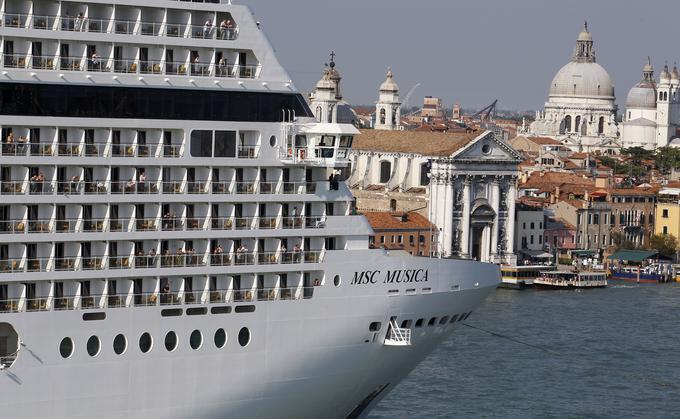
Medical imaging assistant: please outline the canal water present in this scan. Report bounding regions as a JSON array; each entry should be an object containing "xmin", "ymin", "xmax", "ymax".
[{"xmin": 370, "ymin": 283, "xmax": 680, "ymax": 418}]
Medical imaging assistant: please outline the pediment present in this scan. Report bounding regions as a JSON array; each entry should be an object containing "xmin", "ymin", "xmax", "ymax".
[{"xmin": 451, "ymin": 131, "xmax": 522, "ymax": 162}]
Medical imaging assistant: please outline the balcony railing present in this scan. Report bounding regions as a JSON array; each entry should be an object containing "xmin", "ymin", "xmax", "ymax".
[
  {"xmin": 0, "ymin": 251, "xmax": 324, "ymax": 274},
  {"xmin": 0, "ymin": 286, "xmax": 315, "ymax": 314},
  {"xmin": 2, "ymin": 179, "xmax": 328, "ymax": 197}
]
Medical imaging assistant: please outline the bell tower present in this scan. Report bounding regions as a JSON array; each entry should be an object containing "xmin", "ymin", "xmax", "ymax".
[
  {"xmin": 375, "ymin": 68, "xmax": 402, "ymax": 131},
  {"xmin": 310, "ymin": 52, "xmax": 342, "ymax": 124}
]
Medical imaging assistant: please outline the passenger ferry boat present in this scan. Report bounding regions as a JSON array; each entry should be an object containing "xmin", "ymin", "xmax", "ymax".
[
  {"xmin": 0, "ymin": 1, "xmax": 501, "ymax": 418},
  {"xmin": 500, "ymin": 265, "xmax": 556, "ymax": 289},
  {"xmin": 534, "ymin": 271, "xmax": 608, "ymax": 290}
]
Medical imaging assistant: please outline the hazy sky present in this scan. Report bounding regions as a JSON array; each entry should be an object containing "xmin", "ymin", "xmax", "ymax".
[{"xmin": 244, "ymin": 0, "xmax": 680, "ymax": 111}]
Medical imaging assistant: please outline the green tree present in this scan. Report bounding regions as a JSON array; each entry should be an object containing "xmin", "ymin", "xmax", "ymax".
[
  {"xmin": 649, "ymin": 234, "xmax": 679, "ymax": 258},
  {"xmin": 654, "ymin": 146, "xmax": 680, "ymax": 174}
]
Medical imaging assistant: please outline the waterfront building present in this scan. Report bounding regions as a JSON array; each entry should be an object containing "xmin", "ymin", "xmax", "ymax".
[
  {"xmin": 525, "ymin": 23, "xmax": 620, "ymax": 153},
  {"xmin": 515, "ymin": 199, "xmax": 546, "ymax": 259},
  {"xmin": 655, "ymin": 185, "xmax": 680, "ymax": 238},
  {"xmin": 544, "ymin": 217, "xmax": 577, "ymax": 253},
  {"xmin": 364, "ymin": 211, "xmax": 438, "ymax": 256},
  {"xmin": 349, "ymin": 129, "xmax": 522, "ymax": 263},
  {"xmin": 620, "ymin": 59, "xmax": 680, "ymax": 150}
]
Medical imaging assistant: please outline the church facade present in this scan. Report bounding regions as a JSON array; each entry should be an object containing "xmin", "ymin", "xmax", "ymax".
[{"xmin": 524, "ymin": 23, "xmax": 620, "ymax": 153}]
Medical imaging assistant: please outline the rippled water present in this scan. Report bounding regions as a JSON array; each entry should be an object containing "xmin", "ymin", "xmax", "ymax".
[{"xmin": 370, "ymin": 283, "xmax": 680, "ymax": 418}]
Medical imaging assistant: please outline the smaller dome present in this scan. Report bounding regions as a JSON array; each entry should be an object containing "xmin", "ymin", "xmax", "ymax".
[
  {"xmin": 626, "ymin": 86, "xmax": 657, "ymax": 109},
  {"xmin": 379, "ymin": 68, "xmax": 399, "ymax": 92},
  {"xmin": 660, "ymin": 64, "xmax": 671, "ymax": 83},
  {"xmin": 672, "ymin": 65, "xmax": 680, "ymax": 82},
  {"xmin": 315, "ymin": 70, "xmax": 334, "ymax": 90}
]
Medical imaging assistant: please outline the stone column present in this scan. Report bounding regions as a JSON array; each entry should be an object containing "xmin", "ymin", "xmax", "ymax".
[
  {"xmin": 506, "ymin": 177, "xmax": 517, "ymax": 255},
  {"xmin": 490, "ymin": 177, "xmax": 501, "ymax": 261},
  {"xmin": 460, "ymin": 176, "xmax": 472, "ymax": 258},
  {"xmin": 443, "ymin": 170, "xmax": 454, "ymax": 257}
]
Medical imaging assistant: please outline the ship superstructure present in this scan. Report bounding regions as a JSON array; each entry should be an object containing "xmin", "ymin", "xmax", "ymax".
[{"xmin": 0, "ymin": 1, "xmax": 500, "ymax": 418}]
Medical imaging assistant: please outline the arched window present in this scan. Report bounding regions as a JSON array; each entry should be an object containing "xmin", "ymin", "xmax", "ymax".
[
  {"xmin": 315, "ymin": 106, "xmax": 322, "ymax": 122},
  {"xmin": 660, "ymin": 91, "xmax": 664, "ymax": 101},
  {"xmin": 328, "ymin": 105, "xmax": 334, "ymax": 123},
  {"xmin": 598, "ymin": 116, "xmax": 605, "ymax": 135},
  {"xmin": 379, "ymin": 108, "xmax": 386, "ymax": 125},
  {"xmin": 379, "ymin": 161, "xmax": 391, "ymax": 183},
  {"xmin": 390, "ymin": 199, "xmax": 397, "ymax": 211},
  {"xmin": 563, "ymin": 115, "xmax": 572, "ymax": 133},
  {"xmin": 392, "ymin": 107, "xmax": 397, "ymax": 125},
  {"xmin": 575, "ymin": 116, "xmax": 581, "ymax": 133},
  {"xmin": 420, "ymin": 163, "xmax": 430, "ymax": 186}
]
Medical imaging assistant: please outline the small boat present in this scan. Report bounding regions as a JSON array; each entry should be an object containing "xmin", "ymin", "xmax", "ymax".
[
  {"xmin": 610, "ymin": 265, "xmax": 672, "ymax": 284},
  {"xmin": 534, "ymin": 271, "xmax": 608, "ymax": 289}
]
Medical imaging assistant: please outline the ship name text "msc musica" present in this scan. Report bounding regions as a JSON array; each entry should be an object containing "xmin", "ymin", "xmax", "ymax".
[{"xmin": 351, "ymin": 270, "xmax": 430, "ymax": 285}]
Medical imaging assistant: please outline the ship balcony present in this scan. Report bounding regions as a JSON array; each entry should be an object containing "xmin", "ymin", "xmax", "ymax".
[{"xmin": 0, "ymin": 250, "xmax": 325, "ymax": 275}]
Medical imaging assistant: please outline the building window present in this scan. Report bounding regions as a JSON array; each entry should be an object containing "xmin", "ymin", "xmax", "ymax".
[
  {"xmin": 409, "ymin": 235, "xmax": 414, "ymax": 244},
  {"xmin": 663, "ymin": 209, "xmax": 669, "ymax": 218},
  {"xmin": 539, "ymin": 235, "xmax": 542, "ymax": 244},
  {"xmin": 419, "ymin": 235, "xmax": 425, "ymax": 244},
  {"xmin": 398, "ymin": 235, "xmax": 403, "ymax": 244},
  {"xmin": 663, "ymin": 226, "xmax": 669, "ymax": 235},
  {"xmin": 598, "ymin": 116, "xmax": 605, "ymax": 135},
  {"xmin": 593, "ymin": 214, "xmax": 599, "ymax": 224},
  {"xmin": 420, "ymin": 163, "xmax": 430, "ymax": 186},
  {"xmin": 379, "ymin": 108, "xmax": 386, "ymax": 125},
  {"xmin": 530, "ymin": 236, "xmax": 534, "ymax": 245},
  {"xmin": 380, "ymin": 236, "xmax": 385, "ymax": 244},
  {"xmin": 379, "ymin": 161, "xmax": 391, "ymax": 183},
  {"xmin": 390, "ymin": 236, "xmax": 395, "ymax": 244},
  {"xmin": 530, "ymin": 222, "xmax": 535, "ymax": 229}
]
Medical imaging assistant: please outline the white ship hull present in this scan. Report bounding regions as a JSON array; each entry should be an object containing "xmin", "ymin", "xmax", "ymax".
[{"xmin": 0, "ymin": 252, "xmax": 499, "ymax": 419}]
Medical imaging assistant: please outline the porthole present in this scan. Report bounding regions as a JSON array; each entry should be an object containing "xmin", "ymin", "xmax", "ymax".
[
  {"xmin": 165, "ymin": 331, "xmax": 178, "ymax": 352},
  {"xmin": 113, "ymin": 334, "xmax": 127, "ymax": 355},
  {"xmin": 481, "ymin": 143, "xmax": 491, "ymax": 155},
  {"xmin": 59, "ymin": 337, "xmax": 74, "ymax": 359},
  {"xmin": 333, "ymin": 275, "xmax": 341, "ymax": 287},
  {"xmin": 439, "ymin": 316, "xmax": 449, "ymax": 325},
  {"xmin": 269, "ymin": 135, "xmax": 277, "ymax": 147},
  {"xmin": 87, "ymin": 335, "xmax": 101, "ymax": 357},
  {"xmin": 238, "ymin": 327, "xmax": 251, "ymax": 347},
  {"xmin": 369, "ymin": 322, "xmax": 382, "ymax": 332},
  {"xmin": 214, "ymin": 328, "xmax": 227, "ymax": 348},
  {"xmin": 190, "ymin": 330, "xmax": 203, "ymax": 350},
  {"xmin": 139, "ymin": 332, "xmax": 153, "ymax": 353}
]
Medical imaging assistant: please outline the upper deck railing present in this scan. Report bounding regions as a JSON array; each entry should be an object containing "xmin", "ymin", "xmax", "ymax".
[{"xmin": 1, "ymin": 12, "xmax": 239, "ymax": 41}]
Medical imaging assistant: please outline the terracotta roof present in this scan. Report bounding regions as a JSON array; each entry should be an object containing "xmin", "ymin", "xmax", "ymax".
[
  {"xmin": 363, "ymin": 211, "xmax": 436, "ymax": 231},
  {"xmin": 522, "ymin": 172, "xmax": 594, "ymax": 189},
  {"xmin": 353, "ymin": 129, "xmax": 481, "ymax": 157},
  {"xmin": 563, "ymin": 161, "xmax": 579, "ymax": 170},
  {"xmin": 607, "ymin": 187, "xmax": 657, "ymax": 196},
  {"xmin": 546, "ymin": 217, "xmax": 576, "ymax": 230}
]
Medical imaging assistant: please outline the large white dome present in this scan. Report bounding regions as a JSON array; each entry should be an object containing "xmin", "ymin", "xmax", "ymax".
[{"xmin": 549, "ymin": 61, "xmax": 615, "ymax": 99}]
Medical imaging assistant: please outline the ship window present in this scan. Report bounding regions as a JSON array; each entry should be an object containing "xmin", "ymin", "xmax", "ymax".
[
  {"xmin": 427, "ymin": 317, "xmax": 437, "ymax": 326},
  {"xmin": 59, "ymin": 337, "xmax": 74, "ymax": 359},
  {"xmin": 269, "ymin": 135, "xmax": 277, "ymax": 147},
  {"xmin": 214, "ymin": 328, "xmax": 227, "ymax": 348},
  {"xmin": 400, "ymin": 320, "xmax": 413, "ymax": 328},
  {"xmin": 190, "ymin": 130, "xmax": 212, "ymax": 157},
  {"xmin": 369, "ymin": 322, "xmax": 381, "ymax": 332},
  {"xmin": 214, "ymin": 130, "xmax": 236, "ymax": 157},
  {"xmin": 164, "ymin": 331, "xmax": 178, "ymax": 352},
  {"xmin": 415, "ymin": 318, "xmax": 424, "ymax": 327},
  {"xmin": 139, "ymin": 332, "xmax": 153, "ymax": 353},
  {"xmin": 87, "ymin": 335, "xmax": 101, "ymax": 357},
  {"xmin": 449, "ymin": 314, "xmax": 459, "ymax": 323},
  {"xmin": 333, "ymin": 275, "xmax": 341, "ymax": 287},
  {"xmin": 0, "ymin": 83, "xmax": 314, "ymax": 122},
  {"xmin": 190, "ymin": 330, "xmax": 203, "ymax": 350},
  {"xmin": 439, "ymin": 316, "xmax": 449, "ymax": 325},
  {"xmin": 211, "ymin": 306, "xmax": 232, "ymax": 314},
  {"xmin": 113, "ymin": 334, "xmax": 127, "ymax": 355},
  {"xmin": 238, "ymin": 327, "xmax": 251, "ymax": 347}
]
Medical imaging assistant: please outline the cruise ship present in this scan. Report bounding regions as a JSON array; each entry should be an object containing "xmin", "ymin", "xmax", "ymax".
[{"xmin": 0, "ymin": 1, "xmax": 500, "ymax": 418}]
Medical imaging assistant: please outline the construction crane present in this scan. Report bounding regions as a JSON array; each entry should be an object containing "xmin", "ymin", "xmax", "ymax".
[{"xmin": 472, "ymin": 99, "xmax": 498, "ymax": 123}]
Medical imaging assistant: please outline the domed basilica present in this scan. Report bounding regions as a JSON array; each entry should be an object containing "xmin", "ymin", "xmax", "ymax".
[{"xmin": 526, "ymin": 23, "xmax": 620, "ymax": 153}]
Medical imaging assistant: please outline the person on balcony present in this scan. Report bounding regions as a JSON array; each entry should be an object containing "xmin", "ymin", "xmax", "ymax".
[
  {"xmin": 203, "ymin": 20, "xmax": 213, "ymax": 39},
  {"xmin": 69, "ymin": 175, "xmax": 80, "ymax": 193},
  {"xmin": 75, "ymin": 12, "xmax": 85, "ymax": 32},
  {"xmin": 148, "ymin": 248, "xmax": 157, "ymax": 267},
  {"xmin": 293, "ymin": 244, "xmax": 301, "ymax": 263},
  {"xmin": 139, "ymin": 171, "xmax": 147, "ymax": 193},
  {"xmin": 217, "ymin": 56, "xmax": 227, "ymax": 77}
]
